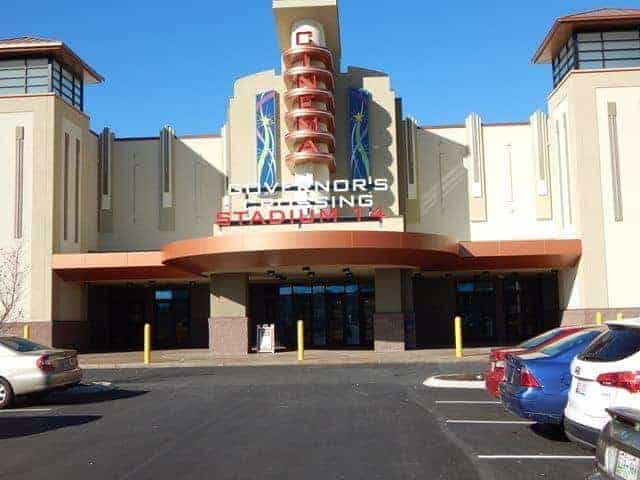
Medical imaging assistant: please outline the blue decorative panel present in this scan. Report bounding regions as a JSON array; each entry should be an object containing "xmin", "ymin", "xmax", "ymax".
[
  {"xmin": 256, "ymin": 90, "xmax": 278, "ymax": 190},
  {"xmin": 348, "ymin": 87, "xmax": 371, "ymax": 181}
]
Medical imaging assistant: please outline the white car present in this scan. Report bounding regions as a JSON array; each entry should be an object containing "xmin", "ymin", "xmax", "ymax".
[
  {"xmin": 564, "ymin": 319, "xmax": 640, "ymax": 449},
  {"xmin": 0, "ymin": 336, "xmax": 82, "ymax": 409}
]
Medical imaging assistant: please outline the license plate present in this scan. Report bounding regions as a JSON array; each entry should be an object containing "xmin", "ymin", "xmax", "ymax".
[
  {"xmin": 575, "ymin": 381, "xmax": 588, "ymax": 396},
  {"xmin": 60, "ymin": 359, "xmax": 75, "ymax": 370},
  {"xmin": 615, "ymin": 451, "xmax": 640, "ymax": 480}
]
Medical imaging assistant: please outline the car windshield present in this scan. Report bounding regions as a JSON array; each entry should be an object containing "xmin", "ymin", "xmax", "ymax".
[
  {"xmin": 518, "ymin": 328, "xmax": 561, "ymax": 349},
  {"xmin": 0, "ymin": 337, "xmax": 48, "ymax": 352},
  {"xmin": 538, "ymin": 329, "xmax": 600, "ymax": 357},
  {"xmin": 578, "ymin": 326, "xmax": 640, "ymax": 362}
]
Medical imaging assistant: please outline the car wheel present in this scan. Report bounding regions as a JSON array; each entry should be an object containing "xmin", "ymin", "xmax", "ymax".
[{"xmin": 0, "ymin": 378, "xmax": 14, "ymax": 410}]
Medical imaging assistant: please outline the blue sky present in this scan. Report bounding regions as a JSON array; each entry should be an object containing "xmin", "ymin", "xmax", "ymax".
[{"xmin": 4, "ymin": 0, "xmax": 617, "ymax": 136}]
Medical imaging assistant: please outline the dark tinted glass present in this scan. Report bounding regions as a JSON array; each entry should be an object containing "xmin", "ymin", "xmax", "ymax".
[
  {"xmin": 0, "ymin": 337, "xmax": 48, "ymax": 352},
  {"xmin": 579, "ymin": 326, "xmax": 640, "ymax": 362},
  {"xmin": 519, "ymin": 328, "xmax": 561, "ymax": 349}
]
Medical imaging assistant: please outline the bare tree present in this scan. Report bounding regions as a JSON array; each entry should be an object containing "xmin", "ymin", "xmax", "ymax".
[{"xmin": 0, "ymin": 242, "xmax": 28, "ymax": 333}]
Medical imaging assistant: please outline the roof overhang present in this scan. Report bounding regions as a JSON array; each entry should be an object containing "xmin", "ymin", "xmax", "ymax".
[
  {"xmin": 533, "ymin": 11, "xmax": 640, "ymax": 64},
  {"xmin": 273, "ymin": 0, "xmax": 341, "ymax": 65},
  {"xmin": 52, "ymin": 251, "xmax": 200, "ymax": 282},
  {"xmin": 0, "ymin": 40, "xmax": 103, "ymax": 84},
  {"xmin": 52, "ymin": 233, "xmax": 582, "ymax": 281}
]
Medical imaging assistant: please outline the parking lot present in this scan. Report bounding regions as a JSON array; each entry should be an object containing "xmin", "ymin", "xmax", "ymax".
[
  {"xmin": 0, "ymin": 363, "xmax": 595, "ymax": 479},
  {"xmin": 424, "ymin": 383, "xmax": 594, "ymax": 479}
]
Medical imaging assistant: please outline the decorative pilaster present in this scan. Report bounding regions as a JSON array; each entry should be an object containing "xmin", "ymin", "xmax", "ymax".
[{"xmin": 465, "ymin": 113, "xmax": 487, "ymax": 221}]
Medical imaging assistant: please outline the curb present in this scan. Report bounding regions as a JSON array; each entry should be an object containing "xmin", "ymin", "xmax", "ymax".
[
  {"xmin": 80, "ymin": 358, "xmax": 487, "ymax": 370},
  {"xmin": 80, "ymin": 362, "xmax": 226, "ymax": 369}
]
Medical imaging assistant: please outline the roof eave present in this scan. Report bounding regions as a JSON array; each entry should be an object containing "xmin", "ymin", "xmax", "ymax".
[
  {"xmin": 60, "ymin": 42, "xmax": 104, "ymax": 84},
  {"xmin": 0, "ymin": 42, "xmax": 104, "ymax": 84},
  {"xmin": 533, "ymin": 13, "xmax": 640, "ymax": 64}
]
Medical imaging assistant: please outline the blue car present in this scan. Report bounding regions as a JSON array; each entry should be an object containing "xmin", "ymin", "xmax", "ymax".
[{"xmin": 499, "ymin": 327, "xmax": 604, "ymax": 425}]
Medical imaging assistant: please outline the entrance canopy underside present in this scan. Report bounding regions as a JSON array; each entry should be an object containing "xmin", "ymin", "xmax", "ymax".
[{"xmin": 52, "ymin": 231, "xmax": 582, "ymax": 282}]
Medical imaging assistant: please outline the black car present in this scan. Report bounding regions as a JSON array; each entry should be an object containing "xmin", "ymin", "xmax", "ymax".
[{"xmin": 590, "ymin": 407, "xmax": 640, "ymax": 480}]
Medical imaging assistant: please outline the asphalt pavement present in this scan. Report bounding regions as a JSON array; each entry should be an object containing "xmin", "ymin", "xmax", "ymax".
[{"xmin": 0, "ymin": 362, "xmax": 595, "ymax": 479}]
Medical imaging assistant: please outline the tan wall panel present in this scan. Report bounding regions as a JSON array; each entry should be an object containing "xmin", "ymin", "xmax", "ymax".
[
  {"xmin": 414, "ymin": 123, "xmax": 563, "ymax": 242},
  {"xmin": 547, "ymin": 70, "xmax": 640, "ymax": 310},
  {"xmin": 0, "ymin": 95, "xmax": 56, "ymax": 324},
  {"xmin": 99, "ymin": 136, "xmax": 225, "ymax": 251},
  {"xmin": 210, "ymin": 273, "xmax": 248, "ymax": 317},
  {"xmin": 594, "ymin": 86, "xmax": 640, "ymax": 308},
  {"xmin": 374, "ymin": 268, "xmax": 402, "ymax": 313}
]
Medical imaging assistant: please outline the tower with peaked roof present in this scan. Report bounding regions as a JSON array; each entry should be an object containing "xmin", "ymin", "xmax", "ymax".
[{"xmin": 532, "ymin": 8, "xmax": 640, "ymax": 324}]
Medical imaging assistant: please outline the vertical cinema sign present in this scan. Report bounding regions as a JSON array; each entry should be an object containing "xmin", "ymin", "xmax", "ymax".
[
  {"xmin": 256, "ymin": 91, "xmax": 278, "ymax": 189},
  {"xmin": 349, "ymin": 87, "xmax": 371, "ymax": 181}
]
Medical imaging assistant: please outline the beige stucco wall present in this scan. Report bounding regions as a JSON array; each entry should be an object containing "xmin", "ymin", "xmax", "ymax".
[
  {"xmin": 210, "ymin": 273, "xmax": 248, "ymax": 317},
  {"xmin": 98, "ymin": 135, "xmax": 225, "ymax": 251},
  {"xmin": 0, "ymin": 94, "xmax": 95, "ymax": 326},
  {"xmin": 548, "ymin": 69, "xmax": 640, "ymax": 311},
  {"xmin": 51, "ymin": 98, "xmax": 96, "ymax": 326},
  {"xmin": 595, "ymin": 85, "xmax": 640, "ymax": 309},
  {"xmin": 0, "ymin": 94, "xmax": 56, "ymax": 325},
  {"xmin": 411, "ymin": 121, "xmax": 562, "ymax": 242}
]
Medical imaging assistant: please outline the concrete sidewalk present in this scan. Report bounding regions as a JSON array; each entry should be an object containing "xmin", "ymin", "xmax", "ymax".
[{"xmin": 78, "ymin": 347, "xmax": 493, "ymax": 369}]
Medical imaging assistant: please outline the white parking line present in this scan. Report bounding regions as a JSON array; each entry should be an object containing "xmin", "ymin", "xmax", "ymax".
[
  {"xmin": 446, "ymin": 420, "xmax": 535, "ymax": 425},
  {"xmin": 423, "ymin": 377, "xmax": 485, "ymax": 389},
  {"xmin": 0, "ymin": 408, "xmax": 53, "ymax": 413},
  {"xmin": 478, "ymin": 455, "xmax": 594, "ymax": 460},
  {"xmin": 436, "ymin": 401, "xmax": 501, "ymax": 405}
]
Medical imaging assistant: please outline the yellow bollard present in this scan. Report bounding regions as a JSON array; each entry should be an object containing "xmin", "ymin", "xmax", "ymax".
[
  {"xmin": 297, "ymin": 320, "xmax": 304, "ymax": 362},
  {"xmin": 144, "ymin": 323, "xmax": 151, "ymax": 365},
  {"xmin": 596, "ymin": 312, "xmax": 603, "ymax": 326},
  {"xmin": 454, "ymin": 316, "xmax": 463, "ymax": 359},
  {"xmin": 617, "ymin": 312, "xmax": 624, "ymax": 322},
  {"xmin": 23, "ymin": 324, "xmax": 30, "ymax": 340}
]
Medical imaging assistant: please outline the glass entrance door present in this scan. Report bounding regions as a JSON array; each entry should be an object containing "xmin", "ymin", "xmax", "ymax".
[
  {"xmin": 154, "ymin": 289, "xmax": 191, "ymax": 349},
  {"xmin": 456, "ymin": 280, "xmax": 496, "ymax": 342},
  {"xmin": 254, "ymin": 280, "xmax": 374, "ymax": 350}
]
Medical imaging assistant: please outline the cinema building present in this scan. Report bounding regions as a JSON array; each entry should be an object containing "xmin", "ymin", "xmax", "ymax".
[{"xmin": 1, "ymin": 3, "xmax": 640, "ymax": 354}]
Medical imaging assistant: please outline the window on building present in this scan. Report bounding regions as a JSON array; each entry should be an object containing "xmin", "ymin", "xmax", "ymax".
[
  {"xmin": 0, "ymin": 56, "xmax": 84, "ymax": 110},
  {"xmin": 552, "ymin": 28, "xmax": 640, "ymax": 87},
  {"xmin": 0, "ymin": 58, "xmax": 49, "ymax": 95},
  {"xmin": 552, "ymin": 35, "xmax": 577, "ymax": 86},
  {"xmin": 52, "ymin": 59, "xmax": 83, "ymax": 110}
]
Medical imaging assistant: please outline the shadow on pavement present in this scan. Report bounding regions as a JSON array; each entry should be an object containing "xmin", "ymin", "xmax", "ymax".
[
  {"xmin": 0, "ymin": 415, "xmax": 101, "ymax": 440},
  {"xmin": 18, "ymin": 388, "xmax": 148, "ymax": 408},
  {"xmin": 530, "ymin": 422, "xmax": 570, "ymax": 442}
]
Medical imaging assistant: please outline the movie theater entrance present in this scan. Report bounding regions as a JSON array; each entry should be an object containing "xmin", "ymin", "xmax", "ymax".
[{"xmin": 249, "ymin": 281, "xmax": 375, "ymax": 350}]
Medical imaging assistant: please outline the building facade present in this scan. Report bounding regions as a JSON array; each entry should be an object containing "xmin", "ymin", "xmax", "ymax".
[{"xmin": 1, "ymin": 3, "xmax": 639, "ymax": 353}]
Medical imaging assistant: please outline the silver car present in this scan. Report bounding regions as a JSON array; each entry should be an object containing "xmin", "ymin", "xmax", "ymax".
[{"xmin": 0, "ymin": 336, "xmax": 82, "ymax": 409}]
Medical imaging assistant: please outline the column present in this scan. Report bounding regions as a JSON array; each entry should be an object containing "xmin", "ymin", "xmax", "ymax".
[
  {"xmin": 374, "ymin": 268, "xmax": 413, "ymax": 352},
  {"xmin": 209, "ymin": 273, "xmax": 249, "ymax": 355}
]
